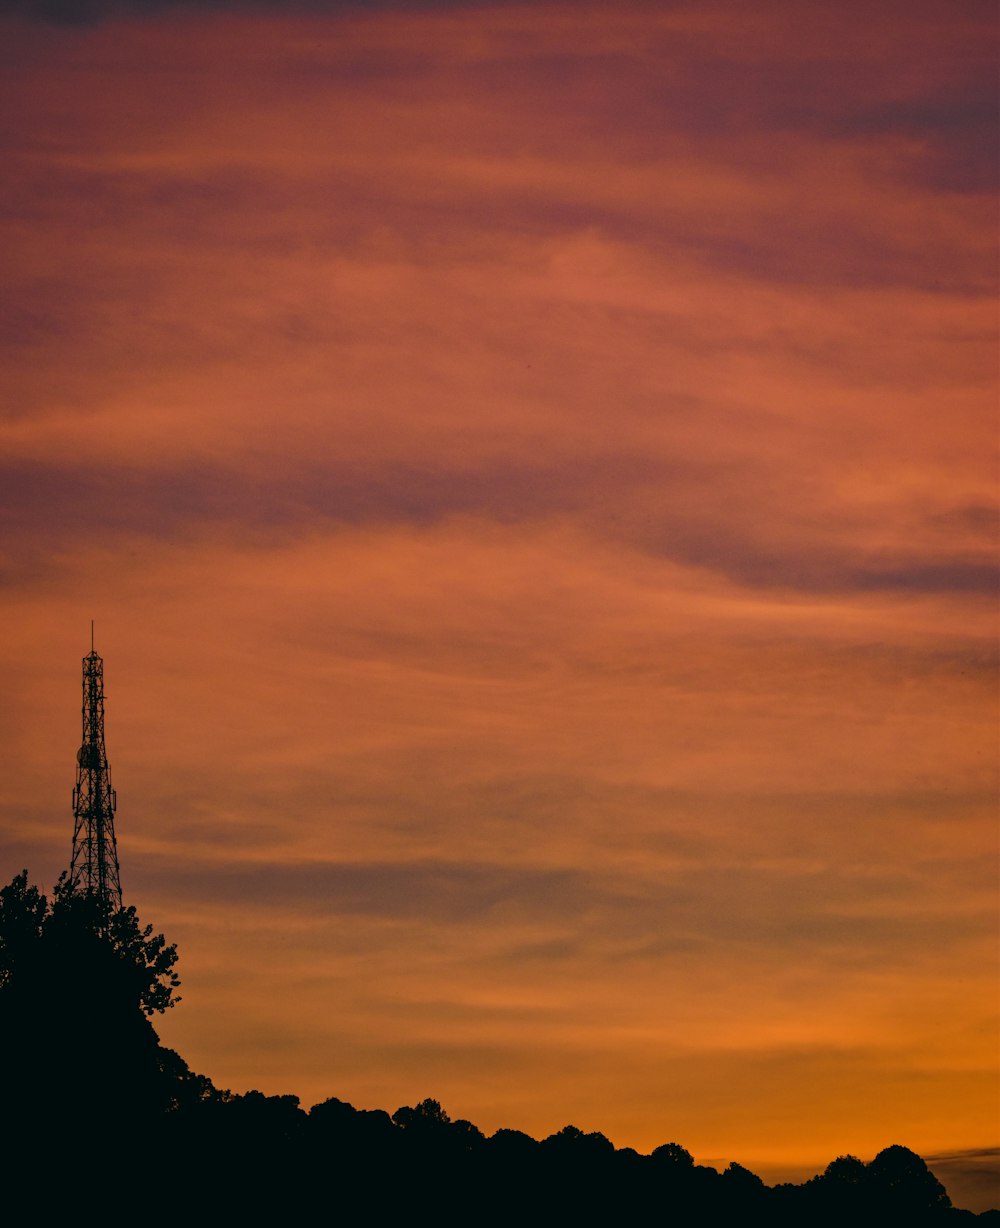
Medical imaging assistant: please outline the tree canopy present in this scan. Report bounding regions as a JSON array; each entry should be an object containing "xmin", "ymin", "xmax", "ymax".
[
  {"xmin": 0, "ymin": 870, "xmax": 993, "ymax": 1224},
  {"xmin": 0, "ymin": 868, "xmax": 180, "ymax": 1014},
  {"xmin": 0, "ymin": 869, "xmax": 185, "ymax": 1139}
]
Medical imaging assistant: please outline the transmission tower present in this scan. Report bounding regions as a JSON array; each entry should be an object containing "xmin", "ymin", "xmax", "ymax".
[{"xmin": 68, "ymin": 632, "xmax": 122, "ymax": 912}]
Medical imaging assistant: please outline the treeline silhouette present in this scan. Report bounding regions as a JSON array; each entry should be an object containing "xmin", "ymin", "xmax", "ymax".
[{"xmin": 1, "ymin": 871, "xmax": 995, "ymax": 1224}]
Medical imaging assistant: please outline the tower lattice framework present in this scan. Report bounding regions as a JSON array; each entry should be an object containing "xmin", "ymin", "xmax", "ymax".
[{"xmin": 69, "ymin": 644, "xmax": 122, "ymax": 912}]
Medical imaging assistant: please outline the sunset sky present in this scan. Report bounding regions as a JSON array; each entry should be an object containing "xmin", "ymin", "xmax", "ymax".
[{"xmin": 1, "ymin": 0, "xmax": 997, "ymax": 1205}]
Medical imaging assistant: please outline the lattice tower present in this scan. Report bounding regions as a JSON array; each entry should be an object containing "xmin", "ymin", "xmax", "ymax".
[{"xmin": 69, "ymin": 644, "xmax": 122, "ymax": 912}]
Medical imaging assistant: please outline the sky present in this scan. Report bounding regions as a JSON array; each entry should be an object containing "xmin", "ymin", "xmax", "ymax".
[{"xmin": 1, "ymin": 0, "xmax": 997, "ymax": 1208}]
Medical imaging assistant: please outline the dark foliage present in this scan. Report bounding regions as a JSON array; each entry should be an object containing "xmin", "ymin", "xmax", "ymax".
[
  {"xmin": 0, "ymin": 870, "xmax": 993, "ymax": 1225},
  {"xmin": 0, "ymin": 870, "xmax": 188, "ymax": 1147},
  {"xmin": 1, "ymin": 869, "xmax": 180, "ymax": 1014}
]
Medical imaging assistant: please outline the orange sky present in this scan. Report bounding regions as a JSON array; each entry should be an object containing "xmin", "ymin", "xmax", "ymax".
[{"xmin": 1, "ymin": 0, "xmax": 997, "ymax": 1204}]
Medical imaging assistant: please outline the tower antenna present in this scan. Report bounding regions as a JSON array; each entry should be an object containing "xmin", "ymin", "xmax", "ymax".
[{"xmin": 68, "ymin": 638, "xmax": 122, "ymax": 913}]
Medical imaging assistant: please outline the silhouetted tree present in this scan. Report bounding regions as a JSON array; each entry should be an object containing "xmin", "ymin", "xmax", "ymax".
[
  {"xmin": 868, "ymin": 1144, "xmax": 953, "ymax": 1220},
  {"xmin": 0, "ymin": 870, "xmax": 46, "ymax": 987},
  {"xmin": 489, "ymin": 1127, "xmax": 541, "ymax": 1157},
  {"xmin": 812, "ymin": 1152, "xmax": 872, "ymax": 1220},
  {"xmin": 0, "ymin": 870, "xmax": 183, "ymax": 1134},
  {"xmin": 651, "ymin": 1140, "xmax": 696, "ymax": 1169},
  {"xmin": 3, "ymin": 877, "xmax": 988, "ymax": 1224},
  {"xmin": 541, "ymin": 1123, "xmax": 615, "ymax": 1161},
  {"xmin": 824, "ymin": 1153, "xmax": 868, "ymax": 1183},
  {"xmin": 1, "ymin": 870, "xmax": 180, "ymax": 1014},
  {"xmin": 311, "ymin": 1096, "xmax": 396, "ymax": 1149},
  {"xmin": 721, "ymin": 1158, "xmax": 768, "ymax": 1215},
  {"xmin": 157, "ymin": 1043, "xmax": 222, "ymax": 1112},
  {"xmin": 392, "ymin": 1095, "xmax": 452, "ymax": 1133}
]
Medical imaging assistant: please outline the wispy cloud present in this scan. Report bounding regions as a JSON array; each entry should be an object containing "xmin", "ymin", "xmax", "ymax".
[{"xmin": 1, "ymin": 0, "xmax": 995, "ymax": 1188}]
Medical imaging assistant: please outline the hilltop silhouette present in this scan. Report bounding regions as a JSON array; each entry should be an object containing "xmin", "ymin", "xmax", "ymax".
[{"xmin": 1, "ymin": 870, "xmax": 995, "ymax": 1224}]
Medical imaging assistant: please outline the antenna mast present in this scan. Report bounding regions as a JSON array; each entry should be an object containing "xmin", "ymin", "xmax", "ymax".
[{"xmin": 69, "ymin": 639, "xmax": 122, "ymax": 912}]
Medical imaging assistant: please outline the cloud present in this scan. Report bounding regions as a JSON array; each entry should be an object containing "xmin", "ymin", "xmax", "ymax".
[
  {"xmin": 125, "ymin": 852, "xmax": 996, "ymax": 973},
  {"xmin": 0, "ymin": 0, "xmax": 475, "ymax": 25},
  {"xmin": 1, "ymin": 0, "xmax": 995, "ymax": 1173},
  {"xmin": 924, "ymin": 1148, "xmax": 1000, "ymax": 1215}
]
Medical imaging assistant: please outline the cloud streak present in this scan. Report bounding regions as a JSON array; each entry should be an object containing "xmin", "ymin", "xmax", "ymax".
[{"xmin": 0, "ymin": 0, "xmax": 996, "ymax": 1202}]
